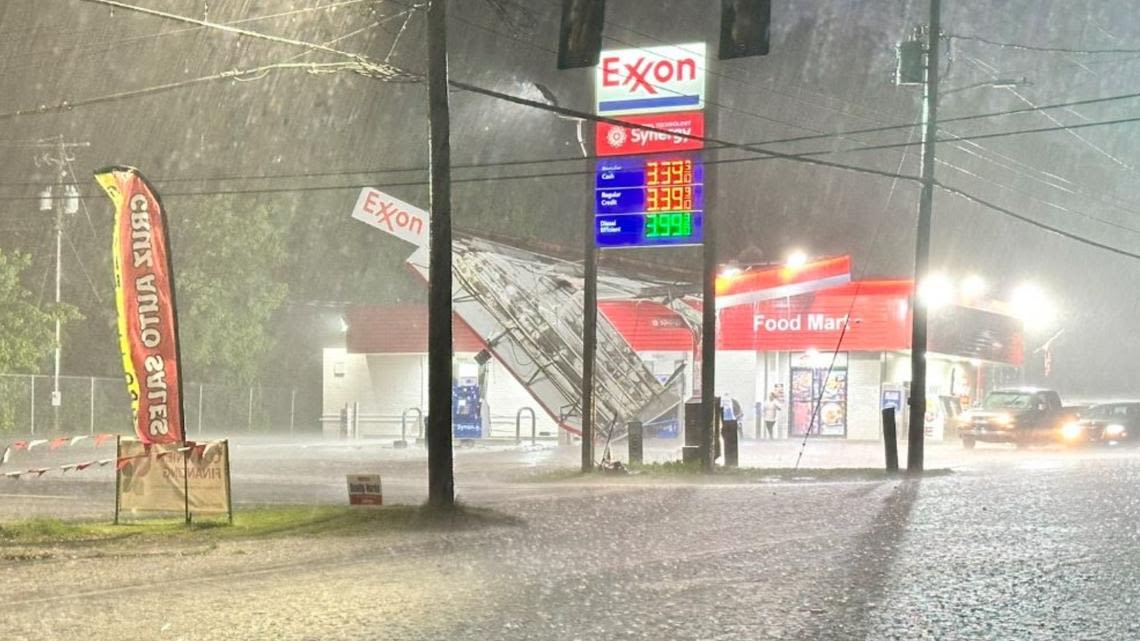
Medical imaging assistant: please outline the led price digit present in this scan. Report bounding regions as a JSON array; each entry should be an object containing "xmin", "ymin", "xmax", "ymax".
[
  {"xmin": 645, "ymin": 213, "xmax": 659, "ymax": 238},
  {"xmin": 669, "ymin": 161, "xmax": 684, "ymax": 186}
]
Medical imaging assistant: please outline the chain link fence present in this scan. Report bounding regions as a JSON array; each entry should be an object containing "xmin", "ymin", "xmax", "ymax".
[{"xmin": 0, "ymin": 373, "xmax": 316, "ymax": 437}]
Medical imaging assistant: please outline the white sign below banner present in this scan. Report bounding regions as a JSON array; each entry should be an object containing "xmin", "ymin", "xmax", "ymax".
[{"xmin": 351, "ymin": 188, "xmax": 429, "ymax": 247}]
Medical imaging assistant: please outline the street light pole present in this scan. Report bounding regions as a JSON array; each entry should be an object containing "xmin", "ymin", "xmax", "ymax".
[
  {"xmin": 908, "ymin": 0, "xmax": 941, "ymax": 473},
  {"xmin": 426, "ymin": 0, "xmax": 455, "ymax": 507},
  {"xmin": 21, "ymin": 136, "xmax": 87, "ymax": 433}
]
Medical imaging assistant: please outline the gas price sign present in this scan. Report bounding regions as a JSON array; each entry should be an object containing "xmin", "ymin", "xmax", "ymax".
[{"xmin": 595, "ymin": 156, "xmax": 704, "ymax": 248}]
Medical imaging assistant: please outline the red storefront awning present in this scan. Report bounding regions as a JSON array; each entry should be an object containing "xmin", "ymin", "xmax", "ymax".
[
  {"xmin": 599, "ymin": 280, "xmax": 912, "ymax": 353},
  {"xmin": 715, "ymin": 255, "xmax": 852, "ymax": 309},
  {"xmin": 349, "ymin": 281, "xmax": 1022, "ymax": 365},
  {"xmin": 345, "ymin": 304, "xmax": 485, "ymax": 354},
  {"xmin": 718, "ymin": 280, "xmax": 913, "ymax": 352}
]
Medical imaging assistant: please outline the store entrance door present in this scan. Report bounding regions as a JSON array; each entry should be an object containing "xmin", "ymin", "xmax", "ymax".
[{"xmin": 789, "ymin": 352, "xmax": 848, "ymax": 437}]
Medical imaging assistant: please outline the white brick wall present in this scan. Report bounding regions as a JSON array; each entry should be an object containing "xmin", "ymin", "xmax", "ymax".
[
  {"xmin": 322, "ymin": 349, "xmax": 559, "ymax": 439},
  {"xmin": 846, "ymin": 353, "xmax": 883, "ymax": 440}
]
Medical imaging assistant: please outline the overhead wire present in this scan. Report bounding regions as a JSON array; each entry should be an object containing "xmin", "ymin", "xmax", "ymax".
[
  {"xmin": 34, "ymin": 0, "xmax": 1140, "ymax": 263},
  {"xmin": 0, "ymin": 0, "xmax": 390, "ymax": 71},
  {"xmin": 793, "ymin": 119, "xmax": 920, "ymax": 469},
  {"xmin": 949, "ymin": 33, "xmax": 1140, "ymax": 55},
  {"xmin": 76, "ymin": 0, "xmax": 415, "ymax": 81},
  {"xmin": 937, "ymin": 181, "xmax": 1140, "ymax": 261},
  {"xmin": 447, "ymin": 11, "xmax": 848, "ymax": 141},
  {"xmin": 7, "ymin": 108, "xmax": 1140, "ymax": 199}
]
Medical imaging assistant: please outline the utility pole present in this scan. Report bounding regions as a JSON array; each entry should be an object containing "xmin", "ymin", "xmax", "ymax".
[
  {"xmin": 582, "ymin": 183, "xmax": 597, "ymax": 472},
  {"xmin": 51, "ymin": 141, "xmax": 64, "ymax": 433},
  {"xmin": 426, "ymin": 0, "xmax": 455, "ymax": 507},
  {"xmin": 908, "ymin": 0, "xmax": 941, "ymax": 473},
  {"xmin": 700, "ymin": 71, "xmax": 719, "ymax": 474},
  {"xmin": 24, "ymin": 136, "xmax": 86, "ymax": 433}
]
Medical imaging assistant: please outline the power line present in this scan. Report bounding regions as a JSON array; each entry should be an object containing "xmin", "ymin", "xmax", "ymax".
[
  {"xmin": 8, "ymin": 105, "xmax": 1140, "ymax": 197},
  {"xmin": 1, "ymin": 3, "xmax": 924, "ymax": 188},
  {"xmin": 40, "ymin": 0, "xmax": 1140, "ymax": 263},
  {"xmin": 0, "ymin": 0, "xmax": 387, "ymax": 72},
  {"xmin": 6, "ymin": 106, "xmax": 1140, "ymax": 204},
  {"xmin": 9, "ymin": 6, "xmax": 1140, "ymax": 185},
  {"xmin": 951, "ymin": 33, "xmax": 1140, "ymax": 55},
  {"xmin": 0, "ymin": 61, "xmax": 383, "ymax": 122},
  {"xmin": 447, "ymin": 12, "xmax": 847, "ymax": 142},
  {"xmin": 936, "ymin": 181, "xmax": 1140, "ymax": 261},
  {"xmin": 934, "ymin": 157, "xmax": 1140, "ymax": 236},
  {"xmin": 2, "ymin": 83, "xmax": 1137, "ymax": 191},
  {"xmin": 531, "ymin": 0, "xmax": 912, "ymax": 131},
  {"xmin": 77, "ymin": 0, "xmax": 415, "ymax": 82},
  {"xmin": 466, "ymin": 1, "xmax": 1140, "ymax": 223}
]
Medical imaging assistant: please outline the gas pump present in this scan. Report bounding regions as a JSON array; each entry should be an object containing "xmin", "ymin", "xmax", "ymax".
[{"xmin": 452, "ymin": 361, "xmax": 483, "ymax": 439}]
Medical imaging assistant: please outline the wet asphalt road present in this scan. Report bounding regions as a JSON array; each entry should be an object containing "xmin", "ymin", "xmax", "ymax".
[{"xmin": 3, "ymin": 439, "xmax": 1140, "ymax": 640}]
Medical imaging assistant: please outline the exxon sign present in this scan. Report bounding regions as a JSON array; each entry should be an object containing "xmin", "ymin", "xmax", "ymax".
[{"xmin": 595, "ymin": 42, "xmax": 706, "ymax": 116}]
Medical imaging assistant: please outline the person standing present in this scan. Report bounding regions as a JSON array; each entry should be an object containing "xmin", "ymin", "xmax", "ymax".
[
  {"xmin": 731, "ymin": 396, "xmax": 744, "ymax": 439},
  {"xmin": 763, "ymin": 391, "xmax": 783, "ymax": 439},
  {"xmin": 721, "ymin": 394, "xmax": 740, "ymax": 438}
]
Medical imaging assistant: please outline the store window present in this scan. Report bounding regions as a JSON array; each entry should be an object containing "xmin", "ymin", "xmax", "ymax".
[{"xmin": 789, "ymin": 351, "xmax": 848, "ymax": 437}]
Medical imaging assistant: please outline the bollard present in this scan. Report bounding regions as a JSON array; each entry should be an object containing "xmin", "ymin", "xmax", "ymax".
[
  {"xmin": 398, "ymin": 408, "xmax": 422, "ymax": 449},
  {"xmin": 627, "ymin": 420, "xmax": 643, "ymax": 465},
  {"xmin": 882, "ymin": 407, "xmax": 899, "ymax": 472},
  {"xmin": 683, "ymin": 401, "xmax": 705, "ymax": 464},
  {"xmin": 516, "ymin": 407, "xmax": 537, "ymax": 446},
  {"xmin": 722, "ymin": 419, "xmax": 739, "ymax": 468}
]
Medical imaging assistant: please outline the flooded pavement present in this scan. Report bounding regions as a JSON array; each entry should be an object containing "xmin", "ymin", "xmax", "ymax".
[{"xmin": 3, "ymin": 439, "xmax": 1140, "ymax": 640}]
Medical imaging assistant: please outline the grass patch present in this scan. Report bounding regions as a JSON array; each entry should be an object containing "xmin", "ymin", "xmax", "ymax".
[{"xmin": 0, "ymin": 503, "xmax": 520, "ymax": 546}]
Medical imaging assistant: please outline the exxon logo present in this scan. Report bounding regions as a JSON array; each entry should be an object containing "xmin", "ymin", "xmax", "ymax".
[
  {"xmin": 600, "ymin": 55, "xmax": 698, "ymax": 95},
  {"xmin": 595, "ymin": 43, "xmax": 706, "ymax": 116}
]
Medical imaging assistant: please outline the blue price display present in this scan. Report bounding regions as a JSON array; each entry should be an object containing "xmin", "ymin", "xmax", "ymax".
[
  {"xmin": 595, "ymin": 157, "xmax": 705, "ymax": 190},
  {"xmin": 594, "ymin": 155, "xmax": 705, "ymax": 249},
  {"xmin": 596, "ymin": 185, "xmax": 704, "ymax": 215},
  {"xmin": 595, "ymin": 212, "xmax": 704, "ymax": 248}
]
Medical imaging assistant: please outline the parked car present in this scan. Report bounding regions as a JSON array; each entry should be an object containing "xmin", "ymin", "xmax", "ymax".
[
  {"xmin": 958, "ymin": 388, "xmax": 1078, "ymax": 449},
  {"xmin": 1061, "ymin": 402, "xmax": 1140, "ymax": 446}
]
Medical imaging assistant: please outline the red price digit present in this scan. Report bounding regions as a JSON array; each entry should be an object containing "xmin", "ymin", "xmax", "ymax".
[
  {"xmin": 670, "ymin": 161, "xmax": 683, "ymax": 186},
  {"xmin": 647, "ymin": 162, "xmax": 659, "ymax": 187}
]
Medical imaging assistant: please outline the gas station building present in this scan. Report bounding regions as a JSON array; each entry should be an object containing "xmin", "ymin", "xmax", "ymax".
[{"xmin": 322, "ymin": 255, "xmax": 1024, "ymax": 443}]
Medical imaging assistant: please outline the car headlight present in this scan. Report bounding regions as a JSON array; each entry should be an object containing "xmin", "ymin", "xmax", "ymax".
[
  {"xmin": 993, "ymin": 413, "xmax": 1013, "ymax": 426},
  {"xmin": 1061, "ymin": 422, "xmax": 1084, "ymax": 441},
  {"xmin": 1105, "ymin": 424, "xmax": 1127, "ymax": 438}
]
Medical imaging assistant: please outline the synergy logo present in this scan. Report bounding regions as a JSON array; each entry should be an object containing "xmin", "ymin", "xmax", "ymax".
[
  {"xmin": 605, "ymin": 126, "xmax": 628, "ymax": 149},
  {"xmin": 596, "ymin": 43, "xmax": 706, "ymax": 115},
  {"xmin": 596, "ymin": 112, "xmax": 705, "ymax": 157}
]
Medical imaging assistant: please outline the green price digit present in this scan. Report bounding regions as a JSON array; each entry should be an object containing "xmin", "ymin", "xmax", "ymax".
[
  {"xmin": 681, "ymin": 212, "xmax": 692, "ymax": 236},
  {"xmin": 670, "ymin": 213, "xmax": 683, "ymax": 237},
  {"xmin": 645, "ymin": 214, "xmax": 658, "ymax": 238}
]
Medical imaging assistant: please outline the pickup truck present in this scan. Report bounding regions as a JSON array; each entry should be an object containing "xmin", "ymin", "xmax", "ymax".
[{"xmin": 957, "ymin": 388, "xmax": 1079, "ymax": 449}]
